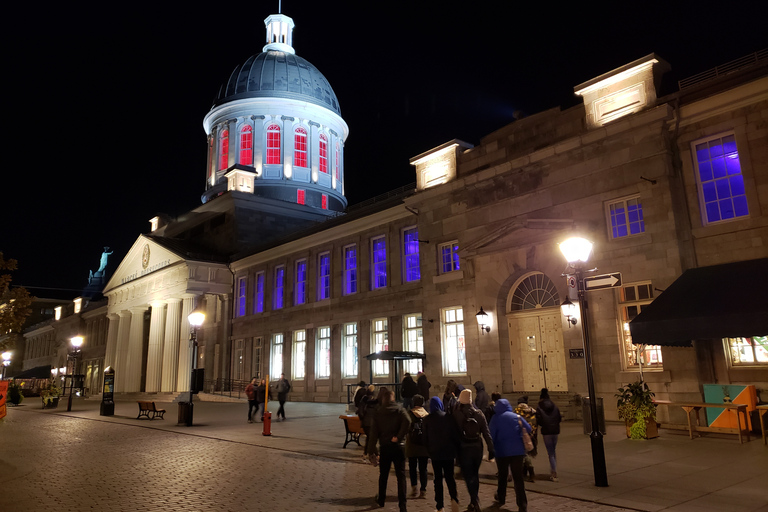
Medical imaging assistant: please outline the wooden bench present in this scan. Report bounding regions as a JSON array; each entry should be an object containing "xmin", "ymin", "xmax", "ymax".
[
  {"xmin": 339, "ymin": 414, "xmax": 365, "ymax": 448},
  {"xmin": 137, "ymin": 401, "xmax": 166, "ymax": 420},
  {"xmin": 757, "ymin": 405, "xmax": 768, "ymax": 446},
  {"xmin": 654, "ymin": 400, "xmax": 750, "ymax": 443}
]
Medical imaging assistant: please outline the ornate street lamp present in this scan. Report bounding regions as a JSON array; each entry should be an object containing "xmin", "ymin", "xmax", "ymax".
[
  {"xmin": 559, "ymin": 236, "xmax": 608, "ymax": 487},
  {"xmin": 181, "ymin": 308, "xmax": 205, "ymax": 426},
  {"xmin": 475, "ymin": 306, "xmax": 491, "ymax": 334},
  {"xmin": 2, "ymin": 351, "xmax": 11, "ymax": 379},
  {"xmin": 67, "ymin": 336, "xmax": 84, "ymax": 412}
]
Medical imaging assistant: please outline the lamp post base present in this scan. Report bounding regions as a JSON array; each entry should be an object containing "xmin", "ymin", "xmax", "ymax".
[
  {"xmin": 178, "ymin": 402, "xmax": 194, "ymax": 426},
  {"xmin": 589, "ymin": 431, "xmax": 609, "ymax": 487}
]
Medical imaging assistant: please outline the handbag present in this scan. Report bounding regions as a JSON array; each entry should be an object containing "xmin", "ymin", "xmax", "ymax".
[{"xmin": 518, "ymin": 418, "xmax": 534, "ymax": 452}]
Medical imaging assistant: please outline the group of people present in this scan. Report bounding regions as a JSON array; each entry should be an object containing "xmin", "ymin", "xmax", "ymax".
[
  {"xmin": 356, "ymin": 373, "xmax": 562, "ymax": 512},
  {"xmin": 245, "ymin": 373, "xmax": 292, "ymax": 423}
]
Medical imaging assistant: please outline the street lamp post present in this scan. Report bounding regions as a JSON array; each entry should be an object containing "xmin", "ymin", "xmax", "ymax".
[
  {"xmin": 2, "ymin": 351, "xmax": 11, "ymax": 379},
  {"xmin": 560, "ymin": 237, "xmax": 608, "ymax": 487},
  {"xmin": 67, "ymin": 336, "xmax": 83, "ymax": 412},
  {"xmin": 181, "ymin": 308, "xmax": 205, "ymax": 427}
]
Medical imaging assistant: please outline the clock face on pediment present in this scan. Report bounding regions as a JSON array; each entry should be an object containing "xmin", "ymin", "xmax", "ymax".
[{"xmin": 103, "ymin": 236, "xmax": 186, "ymax": 293}]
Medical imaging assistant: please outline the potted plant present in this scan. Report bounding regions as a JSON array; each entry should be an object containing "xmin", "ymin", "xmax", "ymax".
[
  {"xmin": 616, "ymin": 380, "xmax": 658, "ymax": 439},
  {"xmin": 8, "ymin": 381, "xmax": 24, "ymax": 405},
  {"xmin": 40, "ymin": 380, "xmax": 61, "ymax": 409}
]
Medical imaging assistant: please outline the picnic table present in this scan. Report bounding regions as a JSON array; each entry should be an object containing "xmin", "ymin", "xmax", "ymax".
[{"xmin": 654, "ymin": 400, "xmax": 750, "ymax": 443}]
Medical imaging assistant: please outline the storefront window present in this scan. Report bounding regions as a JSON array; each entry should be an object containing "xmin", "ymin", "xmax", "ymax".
[{"xmin": 726, "ymin": 336, "xmax": 768, "ymax": 366}]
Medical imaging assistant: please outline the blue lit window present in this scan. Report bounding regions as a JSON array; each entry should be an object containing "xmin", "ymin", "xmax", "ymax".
[
  {"xmin": 695, "ymin": 133, "xmax": 748, "ymax": 225},
  {"xmin": 254, "ymin": 272, "xmax": 265, "ymax": 313},
  {"xmin": 403, "ymin": 227, "xmax": 421, "ymax": 282},
  {"xmin": 371, "ymin": 236, "xmax": 387, "ymax": 290},
  {"xmin": 318, "ymin": 253, "xmax": 330, "ymax": 300},
  {"xmin": 344, "ymin": 245, "xmax": 357, "ymax": 295},
  {"xmin": 440, "ymin": 241, "xmax": 460, "ymax": 273},
  {"xmin": 273, "ymin": 266, "xmax": 285, "ymax": 310},
  {"xmin": 236, "ymin": 277, "xmax": 246, "ymax": 317},
  {"xmin": 609, "ymin": 197, "xmax": 644, "ymax": 239},
  {"xmin": 294, "ymin": 260, "xmax": 307, "ymax": 305}
]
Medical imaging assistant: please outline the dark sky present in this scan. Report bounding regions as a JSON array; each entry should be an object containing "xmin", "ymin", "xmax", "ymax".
[{"xmin": 3, "ymin": 2, "xmax": 766, "ymax": 294}]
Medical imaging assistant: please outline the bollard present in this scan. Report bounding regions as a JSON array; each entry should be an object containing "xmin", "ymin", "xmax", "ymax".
[{"xmin": 262, "ymin": 411, "xmax": 272, "ymax": 436}]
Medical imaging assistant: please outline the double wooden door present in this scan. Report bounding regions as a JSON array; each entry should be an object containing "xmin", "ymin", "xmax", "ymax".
[{"xmin": 508, "ymin": 310, "xmax": 568, "ymax": 392}]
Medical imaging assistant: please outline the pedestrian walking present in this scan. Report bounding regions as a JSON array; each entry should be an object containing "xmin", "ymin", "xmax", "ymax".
[
  {"xmin": 489, "ymin": 398, "xmax": 532, "ymax": 512},
  {"xmin": 359, "ymin": 385, "xmax": 378, "ymax": 460},
  {"xmin": 353, "ymin": 380, "xmax": 367, "ymax": 412},
  {"xmin": 405, "ymin": 394, "xmax": 429, "ymax": 499},
  {"xmin": 369, "ymin": 387, "xmax": 411, "ymax": 511},
  {"xmin": 536, "ymin": 387, "xmax": 562, "ymax": 482},
  {"xmin": 401, "ymin": 373, "xmax": 417, "ymax": 411},
  {"xmin": 424, "ymin": 396, "xmax": 461, "ymax": 512},
  {"xmin": 514, "ymin": 396, "xmax": 538, "ymax": 482},
  {"xmin": 255, "ymin": 378, "xmax": 271, "ymax": 422},
  {"xmin": 442, "ymin": 379, "xmax": 459, "ymax": 412},
  {"xmin": 416, "ymin": 372, "xmax": 431, "ymax": 410},
  {"xmin": 245, "ymin": 377, "xmax": 258, "ymax": 423},
  {"xmin": 453, "ymin": 389, "xmax": 494, "ymax": 512},
  {"xmin": 472, "ymin": 381, "xmax": 490, "ymax": 413},
  {"xmin": 276, "ymin": 373, "xmax": 291, "ymax": 421}
]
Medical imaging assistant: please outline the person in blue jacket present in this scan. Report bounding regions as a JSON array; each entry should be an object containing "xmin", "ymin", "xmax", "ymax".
[{"xmin": 489, "ymin": 398, "xmax": 532, "ymax": 512}]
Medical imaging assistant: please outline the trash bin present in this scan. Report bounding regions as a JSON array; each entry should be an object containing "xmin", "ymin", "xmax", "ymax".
[
  {"xmin": 582, "ymin": 396, "xmax": 606, "ymax": 435},
  {"xmin": 178, "ymin": 401, "xmax": 194, "ymax": 426}
]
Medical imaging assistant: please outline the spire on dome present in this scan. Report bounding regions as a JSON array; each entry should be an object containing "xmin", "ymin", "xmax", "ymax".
[{"xmin": 263, "ymin": 14, "xmax": 295, "ymax": 54}]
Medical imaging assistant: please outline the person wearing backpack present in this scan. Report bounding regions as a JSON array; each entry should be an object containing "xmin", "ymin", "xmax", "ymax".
[
  {"xmin": 401, "ymin": 373, "xmax": 418, "ymax": 411},
  {"xmin": 489, "ymin": 398, "xmax": 532, "ymax": 512},
  {"xmin": 453, "ymin": 389, "xmax": 495, "ymax": 512},
  {"xmin": 424, "ymin": 396, "xmax": 461, "ymax": 512},
  {"xmin": 369, "ymin": 388, "xmax": 411, "ymax": 511},
  {"xmin": 405, "ymin": 394, "xmax": 429, "ymax": 499}
]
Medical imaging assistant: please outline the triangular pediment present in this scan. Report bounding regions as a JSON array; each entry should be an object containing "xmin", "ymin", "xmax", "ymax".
[{"xmin": 103, "ymin": 235, "xmax": 187, "ymax": 293}]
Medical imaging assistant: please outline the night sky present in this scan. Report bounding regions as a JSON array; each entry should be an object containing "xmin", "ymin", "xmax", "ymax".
[{"xmin": 3, "ymin": 2, "xmax": 766, "ymax": 295}]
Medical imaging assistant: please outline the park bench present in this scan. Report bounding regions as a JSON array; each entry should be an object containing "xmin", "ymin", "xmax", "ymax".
[
  {"xmin": 339, "ymin": 414, "xmax": 365, "ymax": 448},
  {"xmin": 137, "ymin": 401, "xmax": 166, "ymax": 420}
]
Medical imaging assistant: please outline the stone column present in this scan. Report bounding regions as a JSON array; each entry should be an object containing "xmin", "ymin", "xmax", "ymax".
[
  {"xmin": 145, "ymin": 301, "xmax": 167, "ymax": 393},
  {"xmin": 104, "ymin": 313, "xmax": 120, "ymax": 370},
  {"xmin": 176, "ymin": 295, "xmax": 196, "ymax": 392},
  {"xmin": 115, "ymin": 310, "xmax": 132, "ymax": 392},
  {"xmin": 124, "ymin": 306, "xmax": 148, "ymax": 392},
  {"xmin": 161, "ymin": 298, "xmax": 182, "ymax": 392}
]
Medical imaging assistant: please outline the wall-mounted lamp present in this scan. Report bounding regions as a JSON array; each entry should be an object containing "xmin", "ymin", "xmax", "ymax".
[
  {"xmin": 476, "ymin": 307, "xmax": 491, "ymax": 334},
  {"xmin": 561, "ymin": 297, "xmax": 577, "ymax": 327}
]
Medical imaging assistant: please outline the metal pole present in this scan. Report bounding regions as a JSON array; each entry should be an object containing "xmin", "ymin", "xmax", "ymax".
[{"xmin": 576, "ymin": 266, "xmax": 609, "ymax": 487}]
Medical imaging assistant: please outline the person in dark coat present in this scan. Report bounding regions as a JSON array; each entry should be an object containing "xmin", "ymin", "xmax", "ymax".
[
  {"xmin": 416, "ymin": 372, "xmax": 431, "ymax": 410},
  {"xmin": 401, "ymin": 373, "xmax": 418, "ymax": 411},
  {"xmin": 535, "ymin": 387, "xmax": 562, "ymax": 482},
  {"xmin": 276, "ymin": 373, "xmax": 291, "ymax": 421},
  {"xmin": 353, "ymin": 380, "xmax": 367, "ymax": 412},
  {"xmin": 472, "ymin": 381, "xmax": 490, "ymax": 413},
  {"xmin": 442, "ymin": 379, "xmax": 459, "ymax": 412},
  {"xmin": 484, "ymin": 392, "xmax": 502, "ymax": 425},
  {"xmin": 245, "ymin": 377, "xmax": 258, "ymax": 423},
  {"xmin": 453, "ymin": 389, "xmax": 495, "ymax": 512},
  {"xmin": 369, "ymin": 387, "xmax": 411, "ymax": 511},
  {"xmin": 255, "ymin": 378, "xmax": 271, "ymax": 422},
  {"xmin": 489, "ymin": 399, "xmax": 532, "ymax": 511},
  {"xmin": 359, "ymin": 385, "xmax": 378, "ymax": 459},
  {"xmin": 405, "ymin": 394, "xmax": 429, "ymax": 499},
  {"xmin": 424, "ymin": 396, "xmax": 460, "ymax": 512}
]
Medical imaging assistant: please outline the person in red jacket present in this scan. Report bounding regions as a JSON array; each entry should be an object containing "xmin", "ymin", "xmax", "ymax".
[{"xmin": 245, "ymin": 377, "xmax": 258, "ymax": 423}]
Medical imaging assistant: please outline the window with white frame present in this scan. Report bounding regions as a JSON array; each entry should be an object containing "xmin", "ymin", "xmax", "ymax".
[
  {"xmin": 273, "ymin": 265, "xmax": 285, "ymax": 310},
  {"xmin": 294, "ymin": 126, "xmax": 308, "ymax": 168},
  {"xmin": 295, "ymin": 259, "xmax": 307, "ymax": 305},
  {"xmin": 371, "ymin": 236, "xmax": 387, "ymax": 290},
  {"xmin": 253, "ymin": 272, "xmax": 265, "ymax": 313},
  {"xmin": 234, "ymin": 339, "xmax": 245, "ymax": 381},
  {"xmin": 318, "ymin": 252, "xmax": 331, "ymax": 301},
  {"xmin": 372, "ymin": 317, "xmax": 389, "ymax": 376},
  {"xmin": 252, "ymin": 337, "xmax": 262, "ymax": 379},
  {"xmin": 402, "ymin": 227, "xmax": 421, "ymax": 282},
  {"xmin": 725, "ymin": 336, "xmax": 768, "ymax": 366},
  {"xmin": 620, "ymin": 282, "xmax": 662, "ymax": 369},
  {"xmin": 343, "ymin": 244, "xmax": 357, "ymax": 295},
  {"xmin": 439, "ymin": 241, "xmax": 460, "ymax": 273},
  {"xmin": 403, "ymin": 313, "xmax": 423, "ymax": 374},
  {"xmin": 236, "ymin": 276, "xmax": 247, "ymax": 317},
  {"xmin": 607, "ymin": 196, "xmax": 645, "ymax": 239},
  {"xmin": 442, "ymin": 306, "xmax": 466, "ymax": 375},
  {"xmin": 271, "ymin": 333, "xmax": 284, "ymax": 380},
  {"xmin": 342, "ymin": 322, "xmax": 358, "ymax": 378},
  {"xmin": 693, "ymin": 132, "xmax": 749, "ymax": 225},
  {"xmin": 316, "ymin": 326, "xmax": 331, "ymax": 379},
  {"xmin": 293, "ymin": 330, "xmax": 306, "ymax": 379}
]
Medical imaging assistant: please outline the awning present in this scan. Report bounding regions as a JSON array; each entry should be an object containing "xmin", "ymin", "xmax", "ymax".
[
  {"xmin": 12, "ymin": 365, "xmax": 52, "ymax": 379},
  {"xmin": 364, "ymin": 351, "xmax": 426, "ymax": 361},
  {"xmin": 629, "ymin": 258, "xmax": 768, "ymax": 346}
]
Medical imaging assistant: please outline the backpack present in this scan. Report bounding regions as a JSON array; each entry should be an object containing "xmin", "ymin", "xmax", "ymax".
[
  {"xmin": 408, "ymin": 417, "xmax": 425, "ymax": 446},
  {"xmin": 462, "ymin": 409, "xmax": 481, "ymax": 441}
]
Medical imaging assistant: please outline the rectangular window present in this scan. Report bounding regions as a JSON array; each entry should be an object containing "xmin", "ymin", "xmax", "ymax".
[
  {"xmin": 403, "ymin": 313, "xmax": 423, "ymax": 374},
  {"xmin": 620, "ymin": 282, "xmax": 662, "ymax": 369},
  {"xmin": 442, "ymin": 307, "xmax": 466, "ymax": 375},
  {"xmin": 293, "ymin": 330, "xmax": 306, "ymax": 380},
  {"xmin": 402, "ymin": 227, "xmax": 421, "ymax": 282},
  {"xmin": 236, "ymin": 276, "xmax": 247, "ymax": 317},
  {"xmin": 316, "ymin": 326, "xmax": 331, "ymax": 379},
  {"xmin": 726, "ymin": 336, "xmax": 768, "ymax": 366},
  {"xmin": 273, "ymin": 266, "xmax": 285, "ymax": 310},
  {"xmin": 693, "ymin": 133, "xmax": 748, "ymax": 225},
  {"xmin": 372, "ymin": 317, "xmax": 389, "ymax": 376},
  {"xmin": 253, "ymin": 272, "xmax": 265, "ymax": 313},
  {"xmin": 343, "ymin": 245, "xmax": 357, "ymax": 295},
  {"xmin": 295, "ymin": 259, "xmax": 307, "ymax": 305},
  {"xmin": 439, "ymin": 241, "xmax": 460, "ymax": 273},
  {"xmin": 271, "ymin": 333, "xmax": 284, "ymax": 380},
  {"xmin": 318, "ymin": 252, "xmax": 331, "ymax": 301},
  {"xmin": 342, "ymin": 322, "xmax": 358, "ymax": 378},
  {"xmin": 371, "ymin": 236, "xmax": 387, "ymax": 290},
  {"xmin": 321, "ymin": 194, "xmax": 328, "ymax": 210},
  {"xmin": 608, "ymin": 196, "xmax": 645, "ymax": 239},
  {"xmin": 297, "ymin": 189, "xmax": 305, "ymax": 205}
]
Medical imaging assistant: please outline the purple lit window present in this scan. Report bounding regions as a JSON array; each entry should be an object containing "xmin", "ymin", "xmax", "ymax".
[
  {"xmin": 254, "ymin": 272, "xmax": 265, "ymax": 313},
  {"xmin": 295, "ymin": 260, "xmax": 307, "ymax": 305},
  {"xmin": 236, "ymin": 277, "xmax": 246, "ymax": 317},
  {"xmin": 371, "ymin": 236, "xmax": 387, "ymax": 290},
  {"xmin": 609, "ymin": 197, "xmax": 644, "ymax": 239},
  {"xmin": 318, "ymin": 253, "xmax": 330, "ymax": 300},
  {"xmin": 440, "ymin": 242, "xmax": 460, "ymax": 273},
  {"xmin": 695, "ymin": 134, "xmax": 748, "ymax": 224},
  {"xmin": 273, "ymin": 266, "xmax": 285, "ymax": 310},
  {"xmin": 344, "ymin": 245, "xmax": 357, "ymax": 295},
  {"xmin": 403, "ymin": 227, "xmax": 420, "ymax": 282}
]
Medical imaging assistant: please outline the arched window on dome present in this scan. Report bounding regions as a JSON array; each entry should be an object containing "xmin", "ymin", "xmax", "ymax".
[
  {"xmin": 239, "ymin": 125, "xmax": 253, "ymax": 166},
  {"xmin": 335, "ymin": 142, "xmax": 340, "ymax": 181},
  {"xmin": 319, "ymin": 134, "xmax": 328, "ymax": 174},
  {"xmin": 266, "ymin": 124, "xmax": 281, "ymax": 164},
  {"xmin": 294, "ymin": 127, "xmax": 308, "ymax": 168},
  {"xmin": 218, "ymin": 129, "xmax": 229, "ymax": 170}
]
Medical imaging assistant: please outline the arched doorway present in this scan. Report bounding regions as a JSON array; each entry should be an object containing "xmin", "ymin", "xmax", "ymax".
[{"xmin": 506, "ymin": 272, "xmax": 568, "ymax": 392}]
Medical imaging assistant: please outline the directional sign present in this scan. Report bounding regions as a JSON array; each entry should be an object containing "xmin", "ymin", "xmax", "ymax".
[{"xmin": 584, "ymin": 272, "xmax": 622, "ymax": 291}]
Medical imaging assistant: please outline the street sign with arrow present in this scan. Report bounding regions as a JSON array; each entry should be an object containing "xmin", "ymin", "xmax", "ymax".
[{"xmin": 584, "ymin": 272, "xmax": 622, "ymax": 291}]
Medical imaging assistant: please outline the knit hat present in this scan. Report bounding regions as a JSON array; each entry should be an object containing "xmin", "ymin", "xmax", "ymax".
[
  {"xmin": 412, "ymin": 394, "xmax": 425, "ymax": 407},
  {"xmin": 459, "ymin": 389, "xmax": 472, "ymax": 404},
  {"xmin": 517, "ymin": 395, "xmax": 528, "ymax": 404},
  {"xmin": 540, "ymin": 388, "xmax": 550, "ymax": 400}
]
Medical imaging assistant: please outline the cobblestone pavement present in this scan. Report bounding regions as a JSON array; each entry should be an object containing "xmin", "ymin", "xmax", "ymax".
[{"xmin": 0, "ymin": 406, "xmax": 636, "ymax": 512}]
